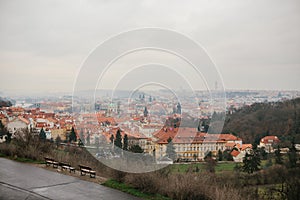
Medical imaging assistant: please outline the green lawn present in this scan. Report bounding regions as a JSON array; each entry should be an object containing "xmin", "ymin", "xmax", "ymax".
[
  {"xmin": 171, "ymin": 161, "xmax": 237, "ymax": 173},
  {"xmin": 215, "ymin": 162, "xmax": 237, "ymax": 171}
]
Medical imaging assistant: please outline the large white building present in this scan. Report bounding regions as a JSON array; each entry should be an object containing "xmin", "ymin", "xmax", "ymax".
[{"xmin": 153, "ymin": 127, "xmax": 243, "ymax": 161}]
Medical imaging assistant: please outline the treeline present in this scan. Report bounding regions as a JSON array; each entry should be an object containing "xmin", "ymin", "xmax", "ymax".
[{"xmin": 222, "ymin": 98, "xmax": 300, "ymax": 144}]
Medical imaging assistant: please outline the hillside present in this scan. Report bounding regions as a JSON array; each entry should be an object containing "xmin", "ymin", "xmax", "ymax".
[{"xmin": 222, "ymin": 97, "xmax": 300, "ymax": 144}]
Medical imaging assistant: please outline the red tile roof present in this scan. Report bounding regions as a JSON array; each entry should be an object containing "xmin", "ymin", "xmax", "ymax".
[
  {"xmin": 260, "ymin": 136, "xmax": 280, "ymax": 144},
  {"xmin": 154, "ymin": 127, "xmax": 242, "ymax": 145},
  {"xmin": 241, "ymin": 144, "xmax": 252, "ymax": 151},
  {"xmin": 231, "ymin": 150, "xmax": 240, "ymax": 157}
]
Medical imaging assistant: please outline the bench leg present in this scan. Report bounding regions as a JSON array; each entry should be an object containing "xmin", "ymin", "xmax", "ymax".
[{"xmin": 90, "ymin": 173, "xmax": 96, "ymax": 178}]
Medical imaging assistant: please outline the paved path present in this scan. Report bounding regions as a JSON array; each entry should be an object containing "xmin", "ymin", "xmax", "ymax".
[{"xmin": 0, "ymin": 158, "xmax": 140, "ymax": 200}]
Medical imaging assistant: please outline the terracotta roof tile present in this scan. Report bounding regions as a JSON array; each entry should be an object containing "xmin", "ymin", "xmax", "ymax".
[{"xmin": 231, "ymin": 150, "xmax": 240, "ymax": 157}]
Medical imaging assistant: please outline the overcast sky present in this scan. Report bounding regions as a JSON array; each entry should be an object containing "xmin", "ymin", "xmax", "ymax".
[{"xmin": 0, "ymin": 0, "xmax": 300, "ymax": 95}]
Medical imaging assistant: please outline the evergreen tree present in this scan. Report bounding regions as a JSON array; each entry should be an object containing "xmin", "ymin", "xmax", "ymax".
[
  {"xmin": 123, "ymin": 134, "xmax": 128, "ymax": 150},
  {"xmin": 166, "ymin": 137, "xmax": 176, "ymax": 160},
  {"xmin": 143, "ymin": 106, "xmax": 149, "ymax": 117},
  {"xmin": 275, "ymin": 145, "xmax": 283, "ymax": 164},
  {"xmin": 129, "ymin": 144, "xmax": 144, "ymax": 153},
  {"xmin": 218, "ymin": 149, "xmax": 223, "ymax": 161},
  {"xmin": 242, "ymin": 148, "xmax": 261, "ymax": 174},
  {"xmin": 39, "ymin": 128, "xmax": 46, "ymax": 141},
  {"xmin": 69, "ymin": 127, "xmax": 77, "ymax": 142},
  {"xmin": 288, "ymin": 142, "xmax": 298, "ymax": 168},
  {"xmin": 114, "ymin": 129, "xmax": 122, "ymax": 151}
]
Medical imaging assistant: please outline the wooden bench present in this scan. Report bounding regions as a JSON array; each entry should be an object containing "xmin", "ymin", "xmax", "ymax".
[
  {"xmin": 44, "ymin": 157, "xmax": 59, "ymax": 168},
  {"xmin": 78, "ymin": 165, "xmax": 96, "ymax": 178},
  {"xmin": 59, "ymin": 162, "xmax": 75, "ymax": 173}
]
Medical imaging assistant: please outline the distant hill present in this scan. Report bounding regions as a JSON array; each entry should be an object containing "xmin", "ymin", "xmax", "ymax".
[{"xmin": 222, "ymin": 98, "xmax": 300, "ymax": 144}]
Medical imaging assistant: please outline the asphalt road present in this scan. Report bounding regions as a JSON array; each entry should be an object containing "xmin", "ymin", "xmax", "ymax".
[{"xmin": 0, "ymin": 158, "xmax": 140, "ymax": 200}]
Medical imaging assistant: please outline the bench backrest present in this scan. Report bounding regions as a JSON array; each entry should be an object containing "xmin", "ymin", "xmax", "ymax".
[
  {"xmin": 59, "ymin": 162, "xmax": 70, "ymax": 167},
  {"xmin": 79, "ymin": 165, "xmax": 92, "ymax": 170},
  {"xmin": 44, "ymin": 157, "xmax": 54, "ymax": 161}
]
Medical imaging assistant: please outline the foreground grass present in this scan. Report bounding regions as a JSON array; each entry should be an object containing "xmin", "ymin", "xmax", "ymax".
[{"xmin": 102, "ymin": 179, "xmax": 170, "ymax": 200}]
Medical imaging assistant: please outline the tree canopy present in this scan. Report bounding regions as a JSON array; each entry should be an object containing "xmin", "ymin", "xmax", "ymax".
[
  {"xmin": 223, "ymin": 98, "xmax": 300, "ymax": 144},
  {"xmin": 69, "ymin": 127, "xmax": 77, "ymax": 142},
  {"xmin": 242, "ymin": 148, "xmax": 261, "ymax": 174},
  {"xmin": 39, "ymin": 128, "xmax": 46, "ymax": 141},
  {"xmin": 114, "ymin": 129, "xmax": 122, "ymax": 149}
]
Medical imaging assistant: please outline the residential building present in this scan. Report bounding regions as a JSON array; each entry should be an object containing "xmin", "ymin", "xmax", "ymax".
[{"xmin": 259, "ymin": 135, "xmax": 280, "ymax": 153}]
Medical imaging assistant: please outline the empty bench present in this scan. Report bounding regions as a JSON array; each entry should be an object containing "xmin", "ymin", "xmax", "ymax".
[
  {"xmin": 78, "ymin": 165, "xmax": 96, "ymax": 178},
  {"xmin": 59, "ymin": 162, "xmax": 75, "ymax": 173},
  {"xmin": 44, "ymin": 157, "xmax": 59, "ymax": 168}
]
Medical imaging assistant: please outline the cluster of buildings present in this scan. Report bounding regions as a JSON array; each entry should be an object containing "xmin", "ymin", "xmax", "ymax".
[
  {"xmin": 0, "ymin": 104, "xmax": 256, "ymax": 162},
  {"xmin": 0, "ymin": 107, "xmax": 73, "ymax": 142},
  {"xmin": 2, "ymin": 89, "xmax": 296, "ymax": 163}
]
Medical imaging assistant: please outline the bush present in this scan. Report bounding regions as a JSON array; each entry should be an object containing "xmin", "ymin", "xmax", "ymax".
[{"xmin": 123, "ymin": 169, "xmax": 246, "ymax": 200}]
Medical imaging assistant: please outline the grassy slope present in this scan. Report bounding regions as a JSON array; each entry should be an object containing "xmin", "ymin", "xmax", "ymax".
[{"xmin": 102, "ymin": 179, "xmax": 170, "ymax": 200}]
